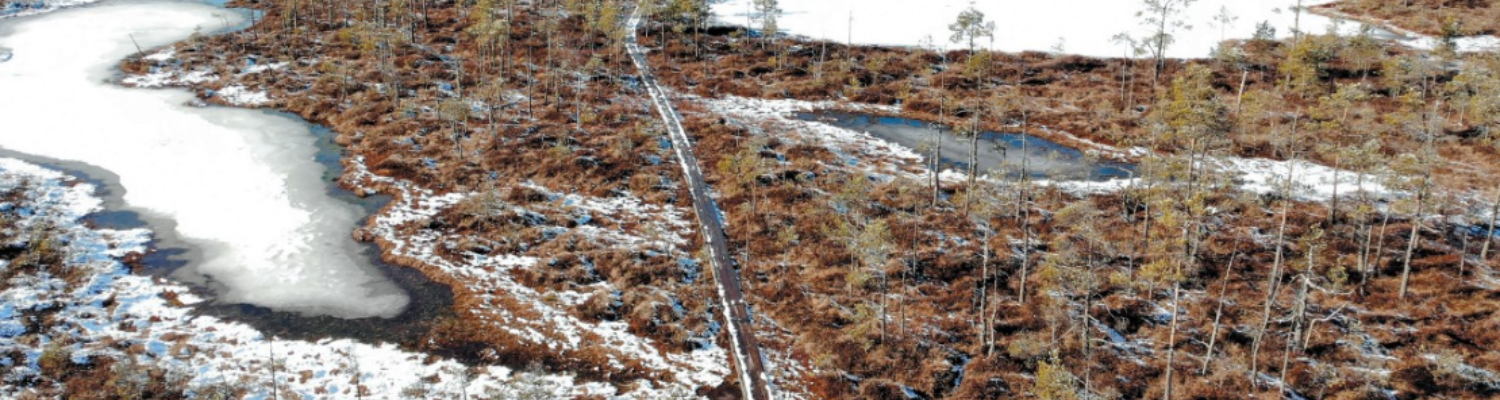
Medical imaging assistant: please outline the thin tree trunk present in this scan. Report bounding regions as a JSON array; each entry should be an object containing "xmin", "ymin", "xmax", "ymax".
[
  {"xmin": 1480, "ymin": 183, "xmax": 1500, "ymax": 264},
  {"xmin": 1016, "ymin": 199, "xmax": 1032, "ymax": 304},
  {"xmin": 1297, "ymin": 249, "xmax": 1316, "ymax": 355},
  {"xmin": 1119, "ymin": 57, "xmax": 1130, "ymax": 111},
  {"xmin": 1165, "ymin": 217, "xmax": 1202, "ymax": 399},
  {"xmin": 1154, "ymin": 10, "xmax": 1167, "ymax": 85},
  {"xmin": 1163, "ymin": 280, "xmax": 1181, "ymax": 400},
  {"xmin": 269, "ymin": 336, "xmax": 279, "ymax": 400},
  {"xmin": 1460, "ymin": 233, "xmax": 1470, "ymax": 277},
  {"xmin": 1329, "ymin": 156, "xmax": 1342, "ymax": 222},
  {"xmin": 880, "ymin": 268, "xmax": 889, "ymax": 343},
  {"xmin": 526, "ymin": 45, "xmax": 535, "ymax": 116},
  {"xmin": 904, "ymin": 225, "xmax": 918, "ymax": 339},
  {"xmin": 1126, "ymin": 58, "xmax": 1135, "ymax": 111},
  {"xmin": 933, "ymin": 93, "xmax": 945, "ymax": 208},
  {"xmin": 1366, "ymin": 211, "xmax": 1393, "ymax": 288},
  {"xmin": 1017, "ymin": 109, "xmax": 1032, "ymax": 303},
  {"xmin": 1082, "ymin": 251, "xmax": 1097, "ymax": 398},
  {"xmin": 1235, "ymin": 70, "xmax": 1249, "ymax": 129},
  {"xmin": 1279, "ymin": 274, "xmax": 1309, "ymax": 390},
  {"xmin": 1398, "ymin": 188, "xmax": 1426, "ymax": 300},
  {"xmin": 965, "ymin": 109, "xmax": 980, "ymax": 215},
  {"xmin": 1356, "ymin": 170, "xmax": 1371, "ymax": 281},
  {"xmin": 979, "ymin": 224, "xmax": 991, "ymax": 354},
  {"xmin": 1201, "ymin": 253, "xmax": 1239, "ymax": 375},
  {"xmin": 1251, "ymin": 160, "xmax": 1296, "ymax": 386}
]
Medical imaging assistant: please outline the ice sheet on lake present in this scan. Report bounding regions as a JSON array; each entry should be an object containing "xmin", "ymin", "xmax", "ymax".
[
  {"xmin": 0, "ymin": 3, "xmax": 408, "ymax": 318},
  {"xmin": 0, "ymin": 0, "xmax": 102, "ymax": 20},
  {"xmin": 0, "ymin": 158, "xmax": 674, "ymax": 399}
]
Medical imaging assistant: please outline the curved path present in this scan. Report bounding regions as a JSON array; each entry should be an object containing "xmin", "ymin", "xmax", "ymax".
[{"xmin": 624, "ymin": 6, "xmax": 772, "ymax": 400}]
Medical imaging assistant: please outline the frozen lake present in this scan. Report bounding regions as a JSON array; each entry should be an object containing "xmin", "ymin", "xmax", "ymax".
[
  {"xmin": 800, "ymin": 111, "xmax": 1136, "ymax": 181},
  {"xmin": 715, "ymin": 0, "xmax": 1357, "ymax": 58},
  {"xmin": 0, "ymin": 1, "xmax": 409, "ymax": 318}
]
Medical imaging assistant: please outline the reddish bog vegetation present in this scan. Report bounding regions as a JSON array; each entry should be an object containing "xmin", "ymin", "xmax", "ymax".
[
  {"xmin": 643, "ymin": 15, "xmax": 1500, "ymax": 193},
  {"xmin": 1319, "ymin": 0, "xmax": 1500, "ymax": 37},
  {"xmin": 638, "ymin": 6, "xmax": 1500, "ymax": 400},
  {"xmin": 117, "ymin": 0, "xmax": 1500, "ymax": 398},
  {"xmin": 122, "ymin": 0, "xmax": 734, "ymax": 392}
]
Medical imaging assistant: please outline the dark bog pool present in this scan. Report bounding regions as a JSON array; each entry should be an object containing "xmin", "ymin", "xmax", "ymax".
[{"xmin": 797, "ymin": 111, "xmax": 1135, "ymax": 181}]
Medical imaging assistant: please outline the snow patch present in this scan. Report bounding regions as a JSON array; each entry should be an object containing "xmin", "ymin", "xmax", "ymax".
[
  {"xmin": 0, "ymin": 157, "xmax": 689, "ymax": 399},
  {"xmin": 346, "ymin": 157, "xmax": 729, "ymax": 391},
  {"xmin": 214, "ymin": 85, "xmax": 271, "ymax": 106}
]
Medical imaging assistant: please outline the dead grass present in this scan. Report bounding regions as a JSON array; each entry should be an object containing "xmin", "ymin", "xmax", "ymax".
[
  {"xmin": 126, "ymin": 0, "xmax": 733, "ymax": 392},
  {"xmin": 100, "ymin": 0, "xmax": 1500, "ymax": 397},
  {"xmin": 658, "ymin": 34, "xmax": 1500, "ymax": 394},
  {"xmin": 1318, "ymin": 0, "xmax": 1500, "ymax": 37}
]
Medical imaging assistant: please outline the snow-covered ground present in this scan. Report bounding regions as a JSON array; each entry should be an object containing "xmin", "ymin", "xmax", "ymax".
[
  {"xmin": 712, "ymin": 0, "xmax": 1498, "ymax": 58},
  {"xmin": 123, "ymin": 47, "xmax": 285, "ymax": 106},
  {"xmin": 1311, "ymin": 5, "xmax": 1500, "ymax": 53},
  {"xmin": 1039, "ymin": 157, "xmax": 1397, "ymax": 202},
  {"xmin": 702, "ymin": 95, "xmax": 1393, "ymax": 203},
  {"xmin": 0, "ymin": 158, "xmax": 691, "ymax": 398},
  {"xmin": 344, "ymin": 156, "xmax": 730, "ymax": 393},
  {"xmin": 0, "ymin": 0, "xmax": 101, "ymax": 20},
  {"xmin": 0, "ymin": 3, "xmax": 408, "ymax": 318},
  {"xmin": 700, "ymin": 95, "xmax": 913, "ymax": 174},
  {"xmin": 213, "ymin": 85, "xmax": 272, "ymax": 106},
  {"xmin": 3, "ymin": 3, "xmax": 730, "ymax": 396}
]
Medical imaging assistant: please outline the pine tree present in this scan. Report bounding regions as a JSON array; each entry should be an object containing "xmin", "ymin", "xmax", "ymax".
[
  {"xmin": 1137, "ymin": 0, "xmax": 1197, "ymax": 84},
  {"xmin": 752, "ymin": 0, "xmax": 781, "ymax": 42},
  {"xmin": 948, "ymin": 5, "xmax": 995, "ymax": 60},
  {"xmin": 1035, "ymin": 357, "xmax": 1081, "ymax": 400}
]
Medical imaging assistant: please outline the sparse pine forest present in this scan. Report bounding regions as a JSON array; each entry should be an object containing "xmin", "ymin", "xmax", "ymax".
[
  {"xmin": 5, "ymin": 0, "xmax": 1500, "ymax": 399},
  {"xmin": 645, "ymin": 4, "xmax": 1500, "ymax": 397},
  {"xmin": 1322, "ymin": 0, "xmax": 1500, "ymax": 37}
]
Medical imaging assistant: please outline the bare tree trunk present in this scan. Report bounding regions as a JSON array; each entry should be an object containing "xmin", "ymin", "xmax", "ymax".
[
  {"xmin": 1153, "ymin": 9, "xmax": 1167, "ymax": 85},
  {"xmin": 1125, "ymin": 57, "xmax": 1136, "ymax": 111},
  {"xmin": 880, "ymin": 268, "xmax": 889, "ymax": 343},
  {"xmin": 526, "ymin": 45, "xmax": 537, "ymax": 117},
  {"xmin": 965, "ymin": 109, "xmax": 980, "ymax": 215},
  {"xmin": 269, "ymin": 336, "xmax": 279, "ymax": 400},
  {"xmin": 1235, "ymin": 70, "xmax": 1250, "ymax": 112},
  {"xmin": 979, "ymin": 224, "xmax": 991, "ymax": 354},
  {"xmin": 1163, "ymin": 280, "xmax": 1181, "ymax": 400},
  {"xmin": 1200, "ymin": 253, "xmax": 1239, "ymax": 375},
  {"xmin": 932, "ymin": 93, "xmax": 945, "ymax": 208},
  {"xmin": 1398, "ymin": 187, "xmax": 1426, "ymax": 300},
  {"xmin": 1279, "ymin": 274, "xmax": 1310, "ymax": 390},
  {"xmin": 1460, "ymin": 233, "xmax": 1470, "ymax": 278},
  {"xmin": 1329, "ymin": 156, "xmax": 1342, "ymax": 223},
  {"xmin": 1016, "ymin": 196, "xmax": 1031, "ymax": 304},
  {"xmin": 1356, "ymin": 170, "xmax": 1371, "ymax": 282},
  {"xmin": 1480, "ymin": 183, "xmax": 1500, "ymax": 265},
  {"xmin": 1082, "ymin": 252, "xmax": 1097, "ymax": 397},
  {"xmin": 904, "ymin": 226, "xmax": 918, "ymax": 339},
  {"xmin": 1016, "ymin": 109, "xmax": 1033, "ymax": 303},
  {"xmin": 1165, "ymin": 216, "xmax": 1203, "ymax": 399},
  {"xmin": 1365, "ymin": 211, "xmax": 1393, "ymax": 288},
  {"xmin": 1251, "ymin": 161, "xmax": 1296, "ymax": 386}
]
